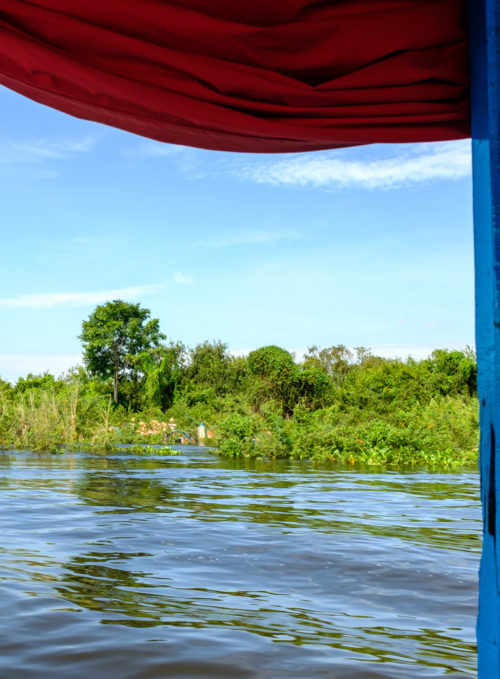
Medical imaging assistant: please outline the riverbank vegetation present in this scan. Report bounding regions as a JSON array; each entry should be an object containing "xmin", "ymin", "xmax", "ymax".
[{"xmin": 0, "ymin": 301, "xmax": 478, "ymax": 467}]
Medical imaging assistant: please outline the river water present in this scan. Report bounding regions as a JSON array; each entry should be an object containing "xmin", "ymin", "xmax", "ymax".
[{"xmin": 0, "ymin": 447, "xmax": 479, "ymax": 679}]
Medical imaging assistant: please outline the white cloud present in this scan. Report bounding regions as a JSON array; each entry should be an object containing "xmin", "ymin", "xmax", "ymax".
[
  {"xmin": 123, "ymin": 141, "xmax": 189, "ymax": 158},
  {"xmin": 0, "ymin": 353, "xmax": 82, "ymax": 382},
  {"xmin": 173, "ymin": 272, "xmax": 194, "ymax": 285},
  {"xmin": 238, "ymin": 140, "xmax": 471, "ymax": 190},
  {"xmin": 0, "ymin": 135, "xmax": 95, "ymax": 164},
  {"xmin": 0, "ymin": 284, "xmax": 166, "ymax": 309},
  {"xmin": 122, "ymin": 140, "xmax": 207, "ymax": 175}
]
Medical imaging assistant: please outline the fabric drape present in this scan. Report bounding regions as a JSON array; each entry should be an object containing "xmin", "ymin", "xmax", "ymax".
[{"xmin": 0, "ymin": 0, "xmax": 469, "ymax": 152}]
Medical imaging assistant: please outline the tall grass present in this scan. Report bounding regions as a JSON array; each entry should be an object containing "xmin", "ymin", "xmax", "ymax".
[{"xmin": 0, "ymin": 384, "xmax": 113, "ymax": 452}]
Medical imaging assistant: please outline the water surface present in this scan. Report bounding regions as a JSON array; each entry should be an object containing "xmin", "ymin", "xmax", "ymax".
[{"xmin": 0, "ymin": 447, "xmax": 480, "ymax": 678}]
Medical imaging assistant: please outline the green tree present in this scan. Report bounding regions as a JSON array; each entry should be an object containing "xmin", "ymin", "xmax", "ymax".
[
  {"xmin": 247, "ymin": 345, "xmax": 297, "ymax": 416},
  {"xmin": 132, "ymin": 342, "xmax": 186, "ymax": 410},
  {"xmin": 184, "ymin": 341, "xmax": 234, "ymax": 396},
  {"xmin": 303, "ymin": 344, "xmax": 353, "ymax": 387},
  {"xmin": 428, "ymin": 348, "xmax": 477, "ymax": 396},
  {"xmin": 13, "ymin": 372, "xmax": 59, "ymax": 394},
  {"xmin": 293, "ymin": 367, "xmax": 330, "ymax": 410},
  {"xmin": 79, "ymin": 300, "xmax": 165, "ymax": 403}
]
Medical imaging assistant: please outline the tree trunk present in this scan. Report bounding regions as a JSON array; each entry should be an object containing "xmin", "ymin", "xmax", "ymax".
[
  {"xmin": 113, "ymin": 349, "xmax": 119, "ymax": 403},
  {"xmin": 113, "ymin": 368, "xmax": 119, "ymax": 403}
]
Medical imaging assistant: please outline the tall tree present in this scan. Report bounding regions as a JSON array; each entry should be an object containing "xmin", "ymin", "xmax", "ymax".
[
  {"xmin": 79, "ymin": 300, "xmax": 165, "ymax": 403},
  {"xmin": 131, "ymin": 342, "xmax": 186, "ymax": 410},
  {"xmin": 303, "ymin": 344, "xmax": 353, "ymax": 387},
  {"xmin": 185, "ymin": 341, "xmax": 233, "ymax": 396},
  {"xmin": 247, "ymin": 345, "xmax": 297, "ymax": 416}
]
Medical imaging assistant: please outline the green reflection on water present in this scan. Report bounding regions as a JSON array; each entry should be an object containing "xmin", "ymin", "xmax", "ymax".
[
  {"xmin": 77, "ymin": 472, "xmax": 173, "ymax": 511},
  {"xmin": 71, "ymin": 460, "xmax": 480, "ymax": 554},
  {"xmin": 55, "ymin": 550, "xmax": 476, "ymax": 674},
  {"xmin": 1, "ymin": 450, "xmax": 479, "ymax": 676}
]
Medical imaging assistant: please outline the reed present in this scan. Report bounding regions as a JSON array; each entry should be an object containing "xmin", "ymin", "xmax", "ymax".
[{"xmin": 0, "ymin": 384, "xmax": 114, "ymax": 452}]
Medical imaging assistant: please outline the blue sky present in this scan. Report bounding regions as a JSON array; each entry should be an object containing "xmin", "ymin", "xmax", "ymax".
[{"xmin": 0, "ymin": 85, "xmax": 474, "ymax": 382}]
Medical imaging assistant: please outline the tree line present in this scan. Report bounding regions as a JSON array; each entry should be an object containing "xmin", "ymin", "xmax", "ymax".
[{"xmin": 0, "ymin": 300, "xmax": 479, "ymax": 466}]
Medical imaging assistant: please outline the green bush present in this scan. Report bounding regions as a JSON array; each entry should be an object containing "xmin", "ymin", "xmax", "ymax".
[{"xmin": 0, "ymin": 324, "xmax": 480, "ymax": 468}]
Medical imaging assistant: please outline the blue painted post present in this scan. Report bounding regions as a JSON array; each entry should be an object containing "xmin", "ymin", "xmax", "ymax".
[{"xmin": 469, "ymin": 0, "xmax": 500, "ymax": 676}]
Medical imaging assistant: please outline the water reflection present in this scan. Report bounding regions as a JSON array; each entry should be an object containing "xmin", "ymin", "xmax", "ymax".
[
  {"xmin": 54, "ymin": 544, "xmax": 476, "ymax": 674},
  {"xmin": 76, "ymin": 472, "xmax": 174, "ymax": 512},
  {"xmin": 72, "ymin": 456, "xmax": 481, "ymax": 554},
  {"xmin": 0, "ymin": 449, "xmax": 479, "ymax": 679}
]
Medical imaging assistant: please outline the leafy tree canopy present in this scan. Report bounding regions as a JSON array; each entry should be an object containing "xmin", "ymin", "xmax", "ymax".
[
  {"xmin": 13, "ymin": 372, "xmax": 59, "ymax": 394},
  {"xmin": 247, "ymin": 345, "xmax": 297, "ymax": 416},
  {"xmin": 131, "ymin": 341, "xmax": 186, "ymax": 410},
  {"xmin": 247, "ymin": 345, "xmax": 295, "ymax": 381},
  {"xmin": 79, "ymin": 300, "xmax": 165, "ymax": 402},
  {"xmin": 303, "ymin": 344, "xmax": 353, "ymax": 386}
]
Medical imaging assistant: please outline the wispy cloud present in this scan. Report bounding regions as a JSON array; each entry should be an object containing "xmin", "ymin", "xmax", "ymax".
[
  {"xmin": 173, "ymin": 272, "xmax": 194, "ymax": 285},
  {"xmin": 122, "ymin": 140, "xmax": 207, "ymax": 175},
  {"xmin": 122, "ymin": 141, "xmax": 189, "ymax": 158},
  {"xmin": 0, "ymin": 284, "xmax": 166, "ymax": 309},
  {"xmin": 0, "ymin": 135, "xmax": 95, "ymax": 164},
  {"xmin": 205, "ymin": 228, "xmax": 302, "ymax": 248},
  {"xmin": 237, "ymin": 140, "xmax": 471, "ymax": 190}
]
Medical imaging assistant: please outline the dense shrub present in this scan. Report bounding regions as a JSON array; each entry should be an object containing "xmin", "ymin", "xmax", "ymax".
[{"xmin": 0, "ymin": 327, "xmax": 479, "ymax": 468}]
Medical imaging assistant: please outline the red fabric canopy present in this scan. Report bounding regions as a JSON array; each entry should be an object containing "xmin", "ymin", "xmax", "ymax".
[{"xmin": 0, "ymin": 0, "xmax": 469, "ymax": 153}]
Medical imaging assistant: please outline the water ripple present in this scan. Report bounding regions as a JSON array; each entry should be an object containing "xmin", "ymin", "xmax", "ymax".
[{"xmin": 0, "ymin": 449, "xmax": 479, "ymax": 678}]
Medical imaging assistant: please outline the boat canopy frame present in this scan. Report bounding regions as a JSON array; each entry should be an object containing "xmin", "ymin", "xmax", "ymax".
[
  {"xmin": 469, "ymin": 0, "xmax": 500, "ymax": 674},
  {"xmin": 0, "ymin": 1, "xmax": 499, "ymax": 673}
]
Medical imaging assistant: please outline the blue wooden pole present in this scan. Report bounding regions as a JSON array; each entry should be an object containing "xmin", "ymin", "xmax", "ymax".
[{"xmin": 469, "ymin": 0, "xmax": 500, "ymax": 676}]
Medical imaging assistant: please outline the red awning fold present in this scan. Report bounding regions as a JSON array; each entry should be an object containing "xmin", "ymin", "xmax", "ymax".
[{"xmin": 0, "ymin": 0, "xmax": 470, "ymax": 152}]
